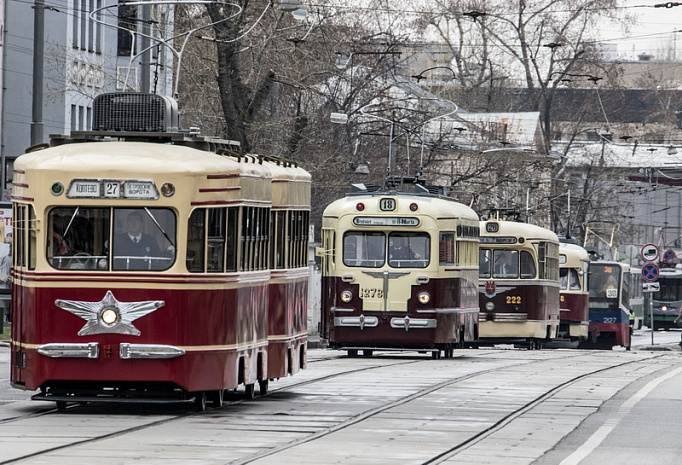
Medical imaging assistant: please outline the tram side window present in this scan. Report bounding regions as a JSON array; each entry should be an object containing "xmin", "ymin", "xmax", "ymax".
[
  {"xmin": 47, "ymin": 207, "xmax": 110, "ymax": 271},
  {"xmin": 479, "ymin": 249, "xmax": 491, "ymax": 278},
  {"xmin": 207, "ymin": 208, "xmax": 226, "ymax": 272},
  {"xmin": 273, "ymin": 211, "xmax": 286, "ymax": 269},
  {"xmin": 15, "ymin": 204, "xmax": 37, "ymax": 270},
  {"xmin": 343, "ymin": 231, "xmax": 385, "ymax": 268},
  {"xmin": 388, "ymin": 232, "xmax": 429, "ymax": 269},
  {"xmin": 187, "ymin": 209, "xmax": 205, "ymax": 272},
  {"xmin": 113, "ymin": 208, "xmax": 176, "ymax": 271},
  {"xmin": 439, "ymin": 233, "xmax": 455, "ymax": 266}
]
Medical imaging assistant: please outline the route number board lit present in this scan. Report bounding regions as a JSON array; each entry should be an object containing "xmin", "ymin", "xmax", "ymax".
[{"xmin": 380, "ymin": 198, "xmax": 396, "ymax": 211}]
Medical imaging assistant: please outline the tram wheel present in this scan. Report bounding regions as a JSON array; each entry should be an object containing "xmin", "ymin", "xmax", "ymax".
[
  {"xmin": 362, "ymin": 350, "xmax": 373, "ymax": 357},
  {"xmin": 209, "ymin": 389, "xmax": 224, "ymax": 408},
  {"xmin": 194, "ymin": 392, "xmax": 207, "ymax": 412},
  {"xmin": 431, "ymin": 350, "xmax": 441, "ymax": 359},
  {"xmin": 259, "ymin": 379, "xmax": 269, "ymax": 396},
  {"xmin": 55, "ymin": 401, "xmax": 67, "ymax": 411},
  {"xmin": 347, "ymin": 349, "xmax": 358, "ymax": 358},
  {"xmin": 244, "ymin": 383, "xmax": 256, "ymax": 400}
]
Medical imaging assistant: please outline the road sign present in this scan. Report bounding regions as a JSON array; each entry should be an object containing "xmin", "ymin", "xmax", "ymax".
[
  {"xmin": 640, "ymin": 243, "xmax": 659, "ymax": 262},
  {"xmin": 642, "ymin": 263, "xmax": 660, "ymax": 282},
  {"xmin": 643, "ymin": 282, "xmax": 660, "ymax": 292}
]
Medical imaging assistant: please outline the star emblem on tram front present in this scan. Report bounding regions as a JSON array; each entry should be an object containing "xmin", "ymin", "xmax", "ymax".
[{"xmin": 55, "ymin": 290, "xmax": 165, "ymax": 336}]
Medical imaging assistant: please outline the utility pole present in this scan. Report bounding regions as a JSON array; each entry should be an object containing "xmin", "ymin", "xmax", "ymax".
[{"xmin": 31, "ymin": 0, "xmax": 45, "ymax": 147}]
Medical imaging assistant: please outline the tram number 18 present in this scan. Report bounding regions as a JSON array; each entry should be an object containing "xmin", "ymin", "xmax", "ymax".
[
  {"xmin": 379, "ymin": 198, "xmax": 396, "ymax": 211},
  {"xmin": 360, "ymin": 288, "xmax": 384, "ymax": 298}
]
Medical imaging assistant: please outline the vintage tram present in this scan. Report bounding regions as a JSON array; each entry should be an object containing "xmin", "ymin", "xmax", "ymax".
[
  {"xmin": 579, "ymin": 261, "xmax": 632, "ymax": 350},
  {"xmin": 476, "ymin": 212, "xmax": 561, "ymax": 349},
  {"xmin": 10, "ymin": 93, "xmax": 311, "ymax": 409},
  {"xmin": 320, "ymin": 184, "xmax": 480, "ymax": 358},
  {"xmin": 557, "ymin": 242, "xmax": 590, "ymax": 341}
]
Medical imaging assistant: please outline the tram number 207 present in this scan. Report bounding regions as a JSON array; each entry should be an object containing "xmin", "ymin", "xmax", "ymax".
[
  {"xmin": 360, "ymin": 288, "xmax": 384, "ymax": 298},
  {"xmin": 602, "ymin": 317, "xmax": 618, "ymax": 324}
]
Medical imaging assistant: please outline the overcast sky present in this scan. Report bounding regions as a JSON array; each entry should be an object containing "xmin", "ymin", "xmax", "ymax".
[{"xmin": 600, "ymin": 1, "xmax": 682, "ymax": 60}]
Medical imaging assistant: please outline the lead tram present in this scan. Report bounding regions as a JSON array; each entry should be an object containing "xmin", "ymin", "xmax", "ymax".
[{"xmin": 10, "ymin": 93, "xmax": 311, "ymax": 409}]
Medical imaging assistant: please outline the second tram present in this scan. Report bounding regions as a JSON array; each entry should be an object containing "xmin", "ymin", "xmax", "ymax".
[
  {"xmin": 320, "ymin": 185, "xmax": 480, "ymax": 358},
  {"xmin": 579, "ymin": 261, "xmax": 632, "ymax": 350},
  {"xmin": 476, "ymin": 212, "xmax": 561, "ymax": 349},
  {"xmin": 557, "ymin": 242, "xmax": 590, "ymax": 341}
]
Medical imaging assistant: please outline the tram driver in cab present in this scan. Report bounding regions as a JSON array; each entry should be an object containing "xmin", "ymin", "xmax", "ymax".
[{"xmin": 113, "ymin": 210, "xmax": 162, "ymax": 270}]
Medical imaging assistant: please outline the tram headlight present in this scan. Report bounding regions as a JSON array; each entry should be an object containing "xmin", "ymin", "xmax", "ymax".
[
  {"xmin": 409, "ymin": 203, "xmax": 418, "ymax": 211},
  {"xmin": 661, "ymin": 305, "xmax": 668, "ymax": 312},
  {"xmin": 101, "ymin": 308, "xmax": 119, "ymax": 326},
  {"xmin": 485, "ymin": 302, "xmax": 495, "ymax": 311},
  {"xmin": 340, "ymin": 290, "xmax": 353, "ymax": 303},
  {"xmin": 417, "ymin": 291, "xmax": 430, "ymax": 304},
  {"xmin": 356, "ymin": 203, "xmax": 365, "ymax": 211}
]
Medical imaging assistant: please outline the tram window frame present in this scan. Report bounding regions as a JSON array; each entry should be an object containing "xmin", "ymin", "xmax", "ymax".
[
  {"xmin": 493, "ymin": 250, "xmax": 519, "ymax": 278},
  {"xmin": 388, "ymin": 232, "xmax": 429, "ymax": 269},
  {"xmin": 520, "ymin": 251, "xmax": 535, "ymax": 279},
  {"xmin": 439, "ymin": 232, "xmax": 455, "ymax": 266},
  {"xmin": 112, "ymin": 208, "xmax": 176, "ymax": 272},
  {"xmin": 479, "ymin": 249, "xmax": 492, "ymax": 278},
  {"xmin": 47, "ymin": 207, "xmax": 111, "ymax": 271},
  {"xmin": 342, "ymin": 231, "xmax": 385, "ymax": 268}
]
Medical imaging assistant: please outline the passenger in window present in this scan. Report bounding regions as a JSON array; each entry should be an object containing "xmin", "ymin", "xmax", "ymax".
[
  {"xmin": 389, "ymin": 237, "xmax": 419, "ymax": 262},
  {"xmin": 114, "ymin": 211, "xmax": 161, "ymax": 269}
]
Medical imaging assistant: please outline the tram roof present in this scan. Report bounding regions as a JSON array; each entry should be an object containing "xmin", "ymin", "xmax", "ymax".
[
  {"xmin": 323, "ymin": 191, "xmax": 479, "ymax": 221},
  {"xmin": 16, "ymin": 140, "xmax": 273, "ymax": 178},
  {"xmin": 480, "ymin": 219, "xmax": 559, "ymax": 243},
  {"xmin": 560, "ymin": 242, "xmax": 590, "ymax": 263}
]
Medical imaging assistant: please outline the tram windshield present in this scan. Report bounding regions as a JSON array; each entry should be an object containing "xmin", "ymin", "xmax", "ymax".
[
  {"xmin": 589, "ymin": 264, "xmax": 621, "ymax": 301},
  {"xmin": 47, "ymin": 207, "xmax": 176, "ymax": 271},
  {"xmin": 479, "ymin": 249, "xmax": 535, "ymax": 279},
  {"xmin": 342, "ymin": 231, "xmax": 429, "ymax": 268},
  {"xmin": 560, "ymin": 268, "xmax": 581, "ymax": 290},
  {"xmin": 655, "ymin": 276, "xmax": 682, "ymax": 302}
]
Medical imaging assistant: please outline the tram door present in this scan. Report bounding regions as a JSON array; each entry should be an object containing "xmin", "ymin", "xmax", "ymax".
[{"xmin": 10, "ymin": 203, "xmax": 32, "ymax": 386}]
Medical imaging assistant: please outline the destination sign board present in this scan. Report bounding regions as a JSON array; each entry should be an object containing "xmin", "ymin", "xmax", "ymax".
[
  {"xmin": 67, "ymin": 179, "xmax": 158, "ymax": 200},
  {"xmin": 353, "ymin": 217, "xmax": 419, "ymax": 227}
]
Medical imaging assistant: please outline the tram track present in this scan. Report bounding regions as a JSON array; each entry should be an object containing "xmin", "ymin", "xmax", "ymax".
[{"xmin": 0, "ymin": 349, "xmax": 675, "ymax": 465}]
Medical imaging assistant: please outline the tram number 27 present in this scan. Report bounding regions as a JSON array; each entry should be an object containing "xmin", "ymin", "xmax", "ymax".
[
  {"xmin": 360, "ymin": 288, "xmax": 384, "ymax": 298},
  {"xmin": 506, "ymin": 296, "xmax": 522, "ymax": 304}
]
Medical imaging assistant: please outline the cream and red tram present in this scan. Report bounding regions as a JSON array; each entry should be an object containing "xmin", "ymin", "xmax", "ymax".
[
  {"xmin": 10, "ymin": 93, "xmax": 311, "ymax": 409},
  {"xmin": 558, "ymin": 242, "xmax": 590, "ymax": 341},
  {"xmin": 477, "ymin": 216, "xmax": 560, "ymax": 349},
  {"xmin": 320, "ymin": 187, "xmax": 480, "ymax": 358}
]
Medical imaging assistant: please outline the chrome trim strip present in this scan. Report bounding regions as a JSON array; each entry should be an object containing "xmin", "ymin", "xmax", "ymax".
[
  {"xmin": 390, "ymin": 318, "xmax": 437, "ymax": 329},
  {"xmin": 334, "ymin": 316, "xmax": 379, "ymax": 327},
  {"xmin": 491, "ymin": 313, "xmax": 528, "ymax": 321},
  {"xmin": 119, "ymin": 343, "xmax": 186, "ymax": 359},
  {"xmin": 331, "ymin": 307, "xmax": 355, "ymax": 313},
  {"xmin": 36, "ymin": 343, "xmax": 99, "ymax": 359}
]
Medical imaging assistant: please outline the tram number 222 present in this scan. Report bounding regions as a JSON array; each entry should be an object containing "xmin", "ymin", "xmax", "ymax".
[
  {"xmin": 360, "ymin": 288, "xmax": 384, "ymax": 298},
  {"xmin": 506, "ymin": 296, "xmax": 522, "ymax": 304}
]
